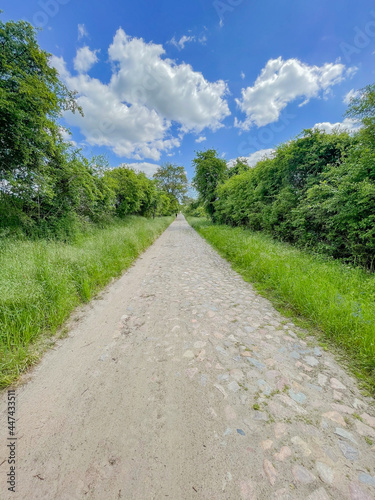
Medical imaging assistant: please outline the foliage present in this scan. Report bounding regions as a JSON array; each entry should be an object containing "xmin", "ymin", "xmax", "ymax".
[
  {"xmin": 153, "ymin": 163, "xmax": 188, "ymax": 202},
  {"xmin": 189, "ymin": 217, "xmax": 375, "ymax": 393},
  {"xmin": 227, "ymin": 159, "xmax": 250, "ymax": 178},
  {"xmin": 192, "ymin": 149, "xmax": 227, "ymax": 220},
  {"xmin": 0, "ymin": 18, "xmax": 82, "ymax": 229},
  {"xmin": 183, "ymin": 198, "xmax": 206, "ymax": 217},
  {"xmin": 214, "ymin": 125, "xmax": 375, "ymax": 269}
]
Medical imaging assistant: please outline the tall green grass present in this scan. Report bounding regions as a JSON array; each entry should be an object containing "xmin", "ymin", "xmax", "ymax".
[
  {"xmin": 0, "ymin": 216, "xmax": 173, "ymax": 387},
  {"xmin": 188, "ymin": 218, "xmax": 375, "ymax": 392}
]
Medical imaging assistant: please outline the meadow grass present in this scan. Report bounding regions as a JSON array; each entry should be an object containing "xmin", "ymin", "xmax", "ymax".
[
  {"xmin": 0, "ymin": 216, "xmax": 173, "ymax": 387},
  {"xmin": 188, "ymin": 217, "xmax": 375, "ymax": 393}
]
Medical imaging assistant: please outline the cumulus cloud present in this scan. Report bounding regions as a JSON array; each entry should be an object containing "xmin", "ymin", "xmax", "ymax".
[
  {"xmin": 50, "ymin": 29, "xmax": 230, "ymax": 161},
  {"xmin": 227, "ymin": 148, "xmax": 274, "ymax": 169},
  {"xmin": 235, "ymin": 57, "xmax": 349, "ymax": 130},
  {"xmin": 195, "ymin": 136, "xmax": 207, "ymax": 143},
  {"xmin": 78, "ymin": 24, "xmax": 88, "ymax": 40},
  {"xmin": 313, "ymin": 117, "xmax": 361, "ymax": 134},
  {"xmin": 125, "ymin": 162, "xmax": 160, "ymax": 177},
  {"xmin": 73, "ymin": 46, "xmax": 99, "ymax": 73},
  {"xmin": 343, "ymin": 88, "xmax": 359, "ymax": 105}
]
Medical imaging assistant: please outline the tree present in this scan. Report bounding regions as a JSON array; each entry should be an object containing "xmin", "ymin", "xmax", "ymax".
[
  {"xmin": 0, "ymin": 18, "xmax": 82, "ymax": 222},
  {"xmin": 0, "ymin": 17, "xmax": 84, "ymax": 235},
  {"xmin": 227, "ymin": 158, "xmax": 250, "ymax": 178},
  {"xmin": 192, "ymin": 149, "xmax": 227, "ymax": 220},
  {"xmin": 153, "ymin": 163, "xmax": 188, "ymax": 202}
]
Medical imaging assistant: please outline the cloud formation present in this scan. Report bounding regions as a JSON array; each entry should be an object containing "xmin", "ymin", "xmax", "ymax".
[
  {"xmin": 195, "ymin": 136, "xmax": 207, "ymax": 143},
  {"xmin": 73, "ymin": 46, "xmax": 99, "ymax": 73},
  {"xmin": 313, "ymin": 117, "xmax": 361, "ymax": 134},
  {"xmin": 227, "ymin": 148, "xmax": 274, "ymax": 169},
  {"xmin": 235, "ymin": 57, "xmax": 349, "ymax": 130},
  {"xmin": 51, "ymin": 29, "xmax": 230, "ymax": 160},
  {"xmin": 78, "ymin": 24, "xmax": 88, "ymax": 40}
]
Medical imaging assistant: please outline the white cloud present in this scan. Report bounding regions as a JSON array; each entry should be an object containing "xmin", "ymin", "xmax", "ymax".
[
  {"xmin": 73, "ymin": 46, "xmax": 99, "ymax": 73},
  {"xmin": 170, "ymin": 33, "xmax": 207, "ymax": 50},
  {"xmin": 59, "ymin": 127, "xmax": 77, "ymax": 147},
  {"xmin": 50, "ymin": 29, "xmax": 229, "ymax": 161},
  {"xmin": 343, "ymin": 88, "xmax": 359, "ymax": 105},
  {"xmin": 170, "ymin": 35, "xmax": 195, "ymax": 50},
  {"xmin": 241, "ymin": 71, "xmax": 245, "ymax": 79},
  {"xmin": 235, "ymin": 57, "xmax": 349, "ymax": 130},
  {"xmin": 125, "ymin": 162, "xmax": 160, "ymax": 177},
  {"xmin": 313, "ymin": 117, "xmax": 361, "ymax": 134},
  {"xmin": 195, "ymin": 136, "xmax": 206, "ymax": 143},
  {"xmin": 78, "ymin": 24, "xmax": 88, "ymax": 40},
  {"xmin": 227, "ymin": 148, "xmax": 274, "ymax": 169}
]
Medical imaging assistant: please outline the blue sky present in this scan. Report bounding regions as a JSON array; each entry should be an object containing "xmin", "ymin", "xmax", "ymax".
[{"xmin": 2, "ymin": 0, "xmax": 375, "ymax": 179}]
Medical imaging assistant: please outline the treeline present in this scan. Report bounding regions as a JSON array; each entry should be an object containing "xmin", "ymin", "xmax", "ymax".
[
  {"xmin": 190, "ymin": 84, "xmax": 375, "ymax": 270},
  {"xmin": 0, "ymin": 18, "xmax": 181, "ymax": 240}
]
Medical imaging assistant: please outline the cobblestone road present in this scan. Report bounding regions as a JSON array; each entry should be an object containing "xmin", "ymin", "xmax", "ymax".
[{"xmin": 1, "ymin": 215, "xmax": 374, "ymax": 499}]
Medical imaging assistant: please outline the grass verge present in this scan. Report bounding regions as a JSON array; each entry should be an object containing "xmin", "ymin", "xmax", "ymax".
[
  {"xmin": 187, "ymin": 217, "xmax": 375, "ymax": 394},
  {"xmin": 0, "ymin": 216, "xmax": 173, "ymax": 388}
]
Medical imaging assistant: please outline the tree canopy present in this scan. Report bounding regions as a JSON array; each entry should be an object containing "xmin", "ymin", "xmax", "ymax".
[{"xmin": 153, "ymin": 163, "xmax": 188, "ymax": 203}]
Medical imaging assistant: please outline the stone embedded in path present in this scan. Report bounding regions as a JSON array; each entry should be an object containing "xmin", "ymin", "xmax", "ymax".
[
  {"xmin": 355, "ymin": 420, "xmax": 375, "ymax": 438},
  {"xmin": 358, "ymin": 473, "xmax": 375, "ymax": 486},
  {"xmin": 291, "ymin": 436, "xmax": 311, "ymax": 457},
  {"xmin": 334, "ymin": 427, "xmax": 358, "ymax": 444},
  {"xmin": 337, "ymin": 440, "xmax": 359, "ymax": 461},
  {"xmin": 322, "ymin": 411, "xmax": 346, "ymax": 427},
  {"xmin": 253, "ymin": 411, "xmax": 269, "ymax": 421},
  {"xmin": 331, "ymin": 403, "xmax": 355, "ymax": 415},
  {"xmin": 349, "ymin": 481, "xmax": 374, "ymax": 500},
  {"xmin": 304, "ymin": 356, "xmax": 319, "ymax": 367},
  {"xmin": 263, "ymin": 459, "xmax": 278, "ymax": 485},
  {"xmin": 261, "ymin": 439, "xmax": 273, "ymax": 451},
  {"xmin": 317, "ymin": 374, "xmax": 328, "ymax": 386},
  {"xmin": 183, "ymin": 350, "xmax": 194, "ymax": 358},
  {"xmin": 289, "ymin": 389, "xmax": 307, "ymax": 404},
  {"xmin": 316, "ymin": 461, "xmax": 334, "ymax": 484},
  {"xmin": 361, "ymin": 412, "xmax": 375, "ymax": 428},
  {"xmin": 330, "ymin": 378, "xmax": 346, "ymax": 390},
  {"xmin": 247, "ymin": 357, "xmax": 266, "ymax": 370},
  {"xmin": 274, "ymin": 423, "xmax": 288, "ymax": 439},
  {"xmin": 292, "ymin": 465, "xmax": 316, "ymax": 483},
  {"xmin": 228, "ymin": 380, "xmax": 241, "ymax": 392},
  {"xmin": 274, "ymin": 446, "xmax": 291, "ymax": 461}
]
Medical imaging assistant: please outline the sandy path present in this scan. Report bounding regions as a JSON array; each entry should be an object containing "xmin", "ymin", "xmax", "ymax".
[{"xmin": 0, "ymin": 215, "xmax": 374, "ymax": 500}]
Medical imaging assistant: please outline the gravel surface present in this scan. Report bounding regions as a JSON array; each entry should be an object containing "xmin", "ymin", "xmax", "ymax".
[{"xmin": 0, "ymin": 214, "xmax": 374, "ymax": 499}]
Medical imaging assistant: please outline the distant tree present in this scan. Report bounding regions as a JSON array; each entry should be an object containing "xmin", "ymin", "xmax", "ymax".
[
  {"xmin": 192, "ymin": 149, "xmax": 227, "ymax": 220},
  {"xmin": 227, "ymin": 159, "xmax": 250, "ymax": 178},
  {"xmin": 153, "ymin": 163, "xmax": 188, "ymax": 202}
]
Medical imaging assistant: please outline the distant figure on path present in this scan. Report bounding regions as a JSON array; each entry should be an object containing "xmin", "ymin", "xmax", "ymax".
[{"xmin": 176, "ymin": 213, "xmax": 178, "ymax": 217}]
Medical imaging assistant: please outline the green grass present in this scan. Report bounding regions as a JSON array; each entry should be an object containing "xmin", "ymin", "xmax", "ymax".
[
  {"xmin": 0, "ymin": 216, "xmax": 173, "ymax": 387},
  {"xmin": 188, "ymin": 217, "xmax": 375, "ymax": 393}
]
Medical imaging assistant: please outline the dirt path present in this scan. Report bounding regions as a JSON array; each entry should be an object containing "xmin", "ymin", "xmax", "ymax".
[{"xmin": 1, "ymin": 215, "xmax": 375, "ymax": 500}]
